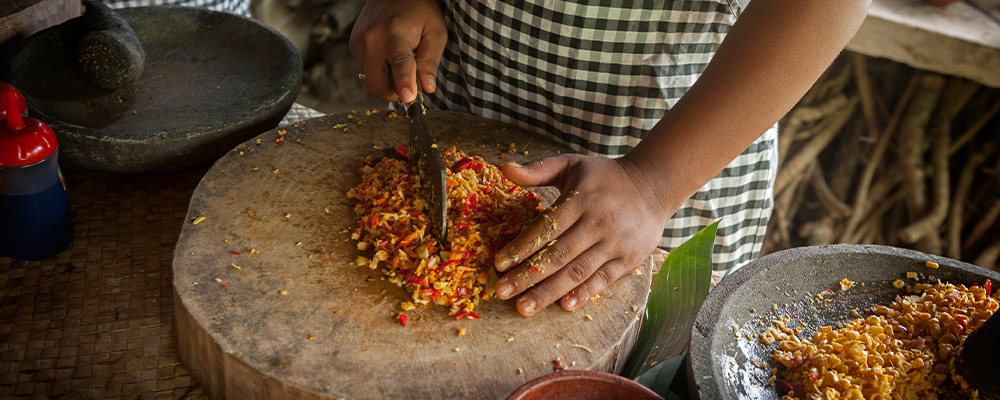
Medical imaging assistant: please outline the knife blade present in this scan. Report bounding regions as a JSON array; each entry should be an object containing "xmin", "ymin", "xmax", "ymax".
[{"xmin": 399, "ymin": 91, "xmax": 448, "ymax": 243}]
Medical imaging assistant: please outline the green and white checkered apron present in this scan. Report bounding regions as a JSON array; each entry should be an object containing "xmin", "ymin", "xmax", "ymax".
[{"xmin": 426, "ymin": 0, "xmax": 776, "ymax": 271}]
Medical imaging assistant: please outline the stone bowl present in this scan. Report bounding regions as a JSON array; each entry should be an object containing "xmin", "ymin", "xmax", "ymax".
[{"xmin": 0, "ymin": 6, "xmax": 302, "ymax": 173}]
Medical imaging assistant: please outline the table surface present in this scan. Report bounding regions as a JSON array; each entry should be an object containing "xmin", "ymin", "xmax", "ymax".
[
  {"xmin": 847, "ymin": 0, "xmax": 1000, "ymax": 88},
  {"xmin": 0, "ymin": 105, "xmax": 320, "ymax": 399}
]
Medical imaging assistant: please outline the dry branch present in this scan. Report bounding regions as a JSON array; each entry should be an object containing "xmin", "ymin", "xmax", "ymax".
[
  {"xmin": 899, "ymin": 77, "xmax": 978, "ymax": 246},
  {"xmin": 839, "ymin": 76, "xmax": 919, "ymax": 243},
  {"xmin": 963, "ymin": 199, "xmax": 1000, "ymax": 255},
  {"xmin": 852, "ymin": 54, "xmax": 882, "ymax": 135},
  {"xmin": 899, "ymin": 73, "xmax": 946, "ymax": 220},
  {"xmin": 949, "ymin": 100, "xmax": 1000, "ymax": 156},
  {"xmin": 779, "ymin": 94, "xmax": 850, "ymax": 166},
  {"xmin": 809, "ymin": 166, "xmax": 851, "ymax": 219},
  {"xmin": 948, "ymin": 143, "xmax": 995, "ymax": 259},
  {"xmin": 974, "ymin": 239, "xmax": 1000, "ymax": 271},
  {"xmin": 775, "ymin": 97, "xmax": 858, "ymax": 197}
]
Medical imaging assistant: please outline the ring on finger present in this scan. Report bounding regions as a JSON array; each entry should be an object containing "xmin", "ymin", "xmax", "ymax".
[{"xmin": 358, "ymin": 73, "xmax": 366, "ymax": 80}]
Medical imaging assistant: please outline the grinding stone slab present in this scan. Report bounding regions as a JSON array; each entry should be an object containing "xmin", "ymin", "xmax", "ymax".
[
  {"xmin": 172, "ymin": 110, "xmax": 653, "ymax": 399},
  {"xmin": 688, "ymin": 244, "xmax": 1000, "ymax": 400},
  {"xmin": 0, "ymin": 6, "xmax": 301, "ymax": 173}
]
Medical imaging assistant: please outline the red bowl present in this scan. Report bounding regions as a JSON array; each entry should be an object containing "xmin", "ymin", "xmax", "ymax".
[{"xmin": 507, "ymin": 370, "xmax": 664, "ymax": 400}]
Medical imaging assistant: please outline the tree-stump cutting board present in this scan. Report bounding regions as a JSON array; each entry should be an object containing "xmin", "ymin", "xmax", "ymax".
[{"xmin": 173, "ymin": 110, "xmax": 653, "ymax": 399}]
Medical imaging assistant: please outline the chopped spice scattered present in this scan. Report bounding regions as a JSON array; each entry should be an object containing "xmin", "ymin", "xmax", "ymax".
[
  {"xmin": 192, "ymin": 216, "xmax": 206, "ymax": 225},
  {"xmin": 347, "ymin": 146, "xmax": 542, "ymax": 318},
  {"xmin": 458, "ymin": 327, "xmax": 467, "ymax": 337},
  {"xmin": 398, "ymin": 313, "xmax": 408, "ymax": 327},
  {"xmin": 769, "ymin": 281, "xmax": 997, "ymax": 399},
  {"xmin": 231, "ymin": 250, "xmax": 242, "ymax": 255},
  {"xmin": 552, "ymin": 356, "xmax": 566, "ymax": 371},
  {"xmin": 925, "ymin": 261, "xmax": 940, "ymax": 269},
  {"xmin": 279, "ymin": 290, "xmax": 287, "ymax": 296}
]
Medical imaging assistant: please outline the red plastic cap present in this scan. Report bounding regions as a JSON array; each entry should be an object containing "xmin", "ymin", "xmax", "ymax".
[
  {"xmin": 0, "ymin": 82, "xmax": 28, "ymax": 122},
  {"xmin": 0, "ymin": 90, "xmax": 57, "ymax": 167}
]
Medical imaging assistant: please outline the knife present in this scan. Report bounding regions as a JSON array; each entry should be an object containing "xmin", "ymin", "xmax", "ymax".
[{"xmin": 398, "ymin": 90, "xmax": 448, "ymax": 243}]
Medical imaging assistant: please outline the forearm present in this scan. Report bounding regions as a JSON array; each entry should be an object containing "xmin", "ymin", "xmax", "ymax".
[{"xmin": 623, "ymin": 0, "xmax": 870, "ymax": 215}]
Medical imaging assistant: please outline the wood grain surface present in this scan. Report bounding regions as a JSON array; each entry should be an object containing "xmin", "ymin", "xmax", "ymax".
[
  {"xmin": 172, "ymin": 110, "xmax": 653, "ymax": 399},
  {"xmin": 0, "ymin": 0, "xmax": 79, "ymax": 47}
]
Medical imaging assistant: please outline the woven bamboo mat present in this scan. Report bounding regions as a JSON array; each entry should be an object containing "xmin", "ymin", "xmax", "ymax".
[
  {"xmin": 0, "ymin": 104, "xmax": 325, "ymax": 399},
  {"xmin": 0, "ymin": 165, "xmax": 214, "ymax": 399}
]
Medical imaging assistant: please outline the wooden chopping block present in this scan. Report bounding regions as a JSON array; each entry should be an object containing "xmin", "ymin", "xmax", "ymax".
[
  {"xmin": 173, "ymin": 110, "xmax": 653, "ymax": 399},
  {"xmin": 0, "ymin": 0, "xmax": 80, "ymax": 47}
]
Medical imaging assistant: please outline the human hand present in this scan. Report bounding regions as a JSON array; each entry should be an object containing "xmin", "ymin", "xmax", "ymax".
[
  {"xmin": 349, "ymin": 0, "xmax": 446, "ymax": 103},
  {"xmin": 493, "ymin": 155, "xmax": 679, "ymax": 316}
]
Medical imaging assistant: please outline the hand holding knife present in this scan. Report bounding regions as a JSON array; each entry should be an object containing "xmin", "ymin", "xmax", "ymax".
[{"xmin": 395, "ymin": 87, "xmax": 448, "ymax": 244}]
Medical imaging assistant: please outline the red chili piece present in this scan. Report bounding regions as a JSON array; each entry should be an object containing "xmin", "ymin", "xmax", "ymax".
[
  {"xmin": 454, "ymin": 310, "xmax": 481, "ymax": 320},
  {"xmin": 778, "ymin": 380, "xmax": 794, "ymax": 395},
  {"xmin": 986, "ymin": 279, "xmax": 992, "ymax": 296},
  {"xmin": 395, "ymin": 144, "xmax": 409, "ymax": 158},
  {"xmin": 222, "ymin": 284, "xmax": 229, "ymax": 288},
  {"xmin": 552, "ymin": 356, "xmax": 566, "ymax": 371},
  {"xmin": 451, "ymin": 157, "xmax": 483, "ymax": 173},
  {"xmin": 957, "ymin": 315, "xmax": 968, "ymax": 331},
  {"xmin": 398, "ymin": 313, "xmax": 408, "ymax": 327},
  {"xmin": 231, "ymin": 250, "xmax": 242, "ymax": 255}
]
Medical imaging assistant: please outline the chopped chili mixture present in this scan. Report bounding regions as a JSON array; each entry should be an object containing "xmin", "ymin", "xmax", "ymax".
[
  {"xmin": 768, "ymin": 281, "xmax": 998, "ymax": 399},
  {"xmin": 347, "ymin": 146, "xmax": 542, "ymax": 318}
]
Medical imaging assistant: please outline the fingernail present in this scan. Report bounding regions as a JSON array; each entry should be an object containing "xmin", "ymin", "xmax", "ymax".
[
  {"xmin": 564, "ymin": 296, "xmax": 577, "ymax": 309},
  {"xmin": 400, "ymin": 87, "xmax": 413, "ymax": 103},
  {"xmin": 424, "ymin": 75, "xmax": 436, "ymax": 92},
  {"xmin": 497, "ymin": 282, "xmax": 512, "ymax": 299},
  {"xmin": 520, "ymin": 298, "xmax": 536, "ymax": 315}
]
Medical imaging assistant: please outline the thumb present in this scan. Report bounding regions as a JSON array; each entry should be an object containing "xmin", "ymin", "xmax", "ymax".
[{"xmin": 501, "ymin": 156, "xmax": 573, "ymax": 188}]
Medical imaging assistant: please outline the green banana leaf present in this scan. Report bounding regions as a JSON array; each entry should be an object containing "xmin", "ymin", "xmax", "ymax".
[{"xmin": 622, "ymin": 220, "xmax": 718, "ymax": 379}]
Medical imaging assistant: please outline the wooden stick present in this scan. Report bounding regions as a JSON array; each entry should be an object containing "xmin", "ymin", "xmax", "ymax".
[
  {"xmin": 852, "ymin": 53, "xmax": 882, "ymax": 136},
  {"xmin": 775, "ymin": 97, "xmax": 858, "ymax": 197},
  {"xmin": 899, "ymin": 92, "xmax": 952, "ymax": 244},
  {"xmin": 973, "ymin": 238, "xmax": 1000, "ymax": 272},
  {"xmin": 809, "ymin": 165, "xmax": 851, "ymax": 218},
  {"xmin": 829, "ymin": 120, "xmax": 863, "ymax": 201},
  {"xmin": 850, "ymin": 179, "xmax": 903, "ymax": 244},
  {"xmin": 778, "ymin": 94, "xmax": 850, "ymax": 166},
  {"xmin": 948, "ymin": 142, "xmax": 995, "ymax": 259},
  {"xmin": 785, "ymin": 163, "xmax": 815, "ymax": 224},
  {"xmin": 949, "ymin": 100, "xmax": 1000, "ymax": 156},
  {"xmin": 839, "ymin": 76, "xmax": 919, "ymax": 243},
  {"xmin": 898, "ymin": 73, "xmax": 946, "ymax": 220},
  {"xmin": 963, "ymin": 199, "xmax": 1000, "ymax": 255}
]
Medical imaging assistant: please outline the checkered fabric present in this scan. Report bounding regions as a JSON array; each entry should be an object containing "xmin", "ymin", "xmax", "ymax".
[
  {"xmin": 102, "ymin": 0, "xmax": 250, "ymax": 17},
  {"xmin": 428, "ymin": 0, "xmax": 777, "ymax": 271}
]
